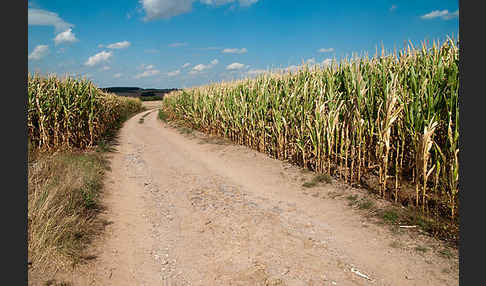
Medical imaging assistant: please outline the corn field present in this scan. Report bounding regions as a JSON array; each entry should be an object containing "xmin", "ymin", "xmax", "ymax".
[
  {"xmin": 162, "ymin": 38, "xmax": 459, "ymax": 222},
  {"xmin": 28, "ymin": 73, "xmax": 143, "ymax": 151}
]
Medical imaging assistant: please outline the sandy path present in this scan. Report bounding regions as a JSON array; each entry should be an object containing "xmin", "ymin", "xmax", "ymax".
[{"xmin": 78, "ymin": 107, "xmax": 458, "ymax": 286}]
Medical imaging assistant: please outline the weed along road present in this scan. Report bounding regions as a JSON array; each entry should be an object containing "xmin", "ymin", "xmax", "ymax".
[{"xmin": 84, "ymin": 106, "xmax": 458, "ymax": 286}]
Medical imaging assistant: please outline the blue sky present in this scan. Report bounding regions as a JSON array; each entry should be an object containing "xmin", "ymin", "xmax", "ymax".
[{"xmin": 28, "ymin": 0, "xmax": 459, "ymax": 89}]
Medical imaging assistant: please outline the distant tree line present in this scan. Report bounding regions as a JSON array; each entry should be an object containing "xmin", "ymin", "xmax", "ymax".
[{"xmin": 101, "ymin": 87, "xmax": 180, "ymax": 98}]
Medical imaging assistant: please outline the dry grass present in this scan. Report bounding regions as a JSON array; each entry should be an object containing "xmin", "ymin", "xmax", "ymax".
[{"xmin": 28, "ymin": 151, "xmax": 108, "ymax": 274}]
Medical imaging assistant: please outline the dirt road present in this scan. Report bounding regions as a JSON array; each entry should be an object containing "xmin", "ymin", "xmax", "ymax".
[{"xmin": 77, "ymin": 106, "xmax": 458, "ymax": 285}]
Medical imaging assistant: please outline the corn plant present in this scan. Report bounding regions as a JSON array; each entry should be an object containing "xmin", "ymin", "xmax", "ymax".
[
  {"xmin": 162, "ymin": 37, "xmax": 459, "ymax": 221},
  {"xmin": 28, "ymin": 73, "xmax": 143, "ymax": 151}
]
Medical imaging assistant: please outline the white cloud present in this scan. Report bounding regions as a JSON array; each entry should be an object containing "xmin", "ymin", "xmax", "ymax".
[
  {"xmin": 85, "ymin": 51, "xmax": 113, "ymax": 67},
  {"xmin": 141, "ymin": 0, "xmax": 193, "ymax": 21},
  {"xmin": 28, "ymin": 45, "xmax": 49, "ymax": 61},
  {"xmin": 421, "ymin": 9, "xmax": 458, "ymax": 20},
  {"xmin": 222, "ymin": 48, "xmax": 247, "ymax": 54},
  {"xmin": 100, "ymin": 66, "xmax": 111, "ymax": 71},
  {"xmin": 28, "ymin": 8, "xmax": 73, "ymax": 33},
  {"xmin": 168, "ymin": 42, "xmax": 188, "ymax": 47},
  {"xmin": 54, "ymin": 28, "xmax": 78, "ymax": 45},
  {"xmin": 113, "ymin": 73, "xmax": 123, "ymax": 78},
  {"xmin": 141, "ymin": 0, "xmax": 259, "ymax": 20},
  {"xmin": 144, "ymin": 49, "xmax": 159, "ymax": 53},
  {"xmin": 191, "ymin": 64, "xmax": 210, "ymax": 73},
  {"xmin": 247, "ymin": 69, "xmax": 266, "ymax": 76},
  {"xmin": 98, "ymin": 44, "xmax": 105, "ymax": 48},
  {"xmin": 182, "ymin": 62, "xmax": 191, "ymax": 68},
  {"xmin": 107, "ymin": 41, "xmax": 131, "ymax": 49},
  {"xmin": 134, "ymin": 64, "xmax": 159, "ymax": 78},
  {"xmin": 189, "ymin": 59, "xmax": 218, "ymax": 74},
  {"xmin": 167, "ymin": 70, "xmax": 181, "ymax": 76},
  {"xmin": 318, "ymin": 48, "xmax": 334, "ymax": 53},
  {"xmin": 226, "ymin": 62, "xmax": 245, "ymax": 70},
  {"xmin": 134, "ymin": 69, "xmax": 160, "ymax": 79}
]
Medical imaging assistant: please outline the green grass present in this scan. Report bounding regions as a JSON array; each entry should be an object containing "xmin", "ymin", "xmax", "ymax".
[
  {"xmin": 389, "ymin": 241, "xmax": 404, "ymax": 248},
  {"xmin": 415, "ymin": 245, "xmax": 429, "ymax": 253},
  {"xmin": 302, "ymin": 173, "xmax": 333, "ymax": 188},
  {"xmin": 158, "ymin": 109, "xmax": 168, "ymax": 122},
  {"xmin": 346, "ymin": 194, "xmax": 358, "ymax": 201},
  {"xmin": 302, "ymin": 181, "xmax": 317, "ymax": 188},
  {"xmin": 178, "ymin": 127, "xmax": 194, "ymax": 135},
  {"xmin": 438, "ymin": 249, "xmax": 454, "ymax": 259},
  {"xmin": 358, "ymin": 199, "xmax": 374, "ymax": 210},
  {"xmin": 382, "ymin": 209, "xmax": 400, "ymax": 224},
  {"xmin": 346, "ymin": 194, "xmax": 359, "ymax": 206}
]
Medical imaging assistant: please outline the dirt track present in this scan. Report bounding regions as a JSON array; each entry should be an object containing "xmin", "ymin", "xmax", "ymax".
[{"xmin": 75, "ymin": 105, "xmax": 458, "ymax": 285}]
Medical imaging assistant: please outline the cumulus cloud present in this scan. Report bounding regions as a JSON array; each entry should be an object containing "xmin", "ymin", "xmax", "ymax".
[
  {"xmin": 247, "ymin": 69, "xmax": 266, "ymax": 76},
  {"xmin": 141, "ymin": 0, "xmax": 259, "ymax": 20},
  {"xmin": 100, "ymin": 66, "xmax": 111, "ymax": 71},
  {"xmin": 182, "ymin": 62, "xmax": 191, "ymax": 68},
  {"xmin": 134, "ymin": 64, "xmax": 160, "ymax": 79},
  {"xmin": 421, "ymin": 9, "xmax": 458, "ymax": 20},
  {"xmin": 28, "ymin": 8, "xmax": 73, "ymax": 33},
  {"xmin": 222, "ymin": 48, "xmax": 247, "ymax": 54},
  {"xmin": 318, "ymin": 48, "xmax": 334, "ymax": 53},
  {"xmin": 113, "ymin": 73, "xmax": 123, "ymax": 78},
  {"xmin": 54, "ymin": 28, "xmax": 78, "ymax": 45},
  {"xmin": 190, "ymin": 64, "xmax": 210, "ymax": 73},
  {"xmin": 189, "ymin": 59, "xmax": 219, "ymax": 74},
  {"xmin": 167, "ymin": 70, "xmax": 181, "ymax": 76},
  {"xmin": 28, "ymin": 45, "xmax": 49, "ymax": 61},
  {"xmin": 85, "ymin": 51, "xmax": 113, "ymax": 67},
  {"xmin": 107, "ymin": 41, "xmax": 131, "ymax": 49},
  {"xmin": 135, "ymin": 69, "xmax": 160, "ymax": 79},
  {"xmin": 226, "ymin": 62, "xmax": 245, "ymax": 70},
  {"xmin": 141, "ymin": 0, "xmax": 193, "ymax": 21}
]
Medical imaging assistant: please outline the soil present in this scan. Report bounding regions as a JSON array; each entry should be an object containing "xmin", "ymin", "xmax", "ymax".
[{"xmin": 40, "ymin": 104, "xmax": 459, "ymax": 285}]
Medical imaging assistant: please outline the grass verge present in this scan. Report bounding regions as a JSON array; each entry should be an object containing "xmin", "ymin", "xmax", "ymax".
[
  {"xmin": 28, "ymin": 150, "xmax": 108, "ymax": 274},
  {"xmin": 302, "ymin": 173, "xmax": 332, "ymax": 188}
]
